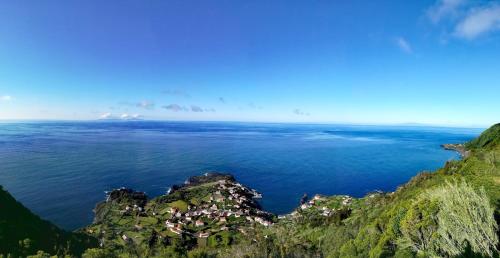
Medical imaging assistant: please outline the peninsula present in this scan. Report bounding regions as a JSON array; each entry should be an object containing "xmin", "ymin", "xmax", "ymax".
[{"xmin": 1, "ymin": 124, "xmax": 499, "ymax": 258}]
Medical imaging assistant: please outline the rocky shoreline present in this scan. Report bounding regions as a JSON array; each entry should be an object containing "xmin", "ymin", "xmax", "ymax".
[
  {"xmin": 441, "ymin": 143, "xmax": 470, "ymax": 158},
  {"xmin": 86, "ymin": 171, "xmax": 360, "ymax": 252},
  {"xmin": 87, "ymin": 172, "xmax": 276, "ymax": 249}
]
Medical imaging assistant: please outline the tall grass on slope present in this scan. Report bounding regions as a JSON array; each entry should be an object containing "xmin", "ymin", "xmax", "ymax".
[{"xmin": 398, "ymin": 180, "xmax": 498, "ymax": 257}]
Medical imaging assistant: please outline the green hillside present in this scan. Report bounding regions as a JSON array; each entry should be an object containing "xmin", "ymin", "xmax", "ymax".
[
  {"xmin": 80, "ymin": 124, "xmax": 500, "ymax": 257},
  {"xmin": 2, "ymin": 123, "xmax": 500, "ymax": 257},
  {"xmin": 0, "ymin": 187, "xmax": 97, "ymax": 257},
  {"xmin": 238, "ymin": 124, "xmax": 500, "ymax": 258},
  {"xmin": 466, "ymin": 123, "xmax": 500, "ymax": 150}
]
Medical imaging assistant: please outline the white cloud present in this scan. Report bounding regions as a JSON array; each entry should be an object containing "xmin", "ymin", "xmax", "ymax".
[
  {"xmin": 396, "ymin": 37, "xmax": 412, "ymax": 53},
  {"xmin": 99, "ymin": 112, "xmax": 142, "ymax": 120},
  {"xmin": 455, "ymin": 4, "xmax": 500, "ymax": 39},
  {"xmin": 427, "ymin": 0, "xmax": 500, "ymax": 40},
  {"xmin": 427, "ymin": 0, "xmax": 465, "ymax": 23},
  {"xmin": 120, "ymin": 113, "xmax": 142, "ymax": 120},
  {"xmin": 99, "ymin": 112, "xmax": 114, "ymax": 119},
  {"xmin": 1, "ymin": 95, "xmax": 12, "ymax": 101}
]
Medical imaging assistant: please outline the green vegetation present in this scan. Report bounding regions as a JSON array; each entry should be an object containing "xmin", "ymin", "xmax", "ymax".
[
  {"xmin": 2, "ymin": 124, "xmax": 500, "ymax": 257},
  {"xmin": 82, "ymin": 173, "xmax": 272, "ymax": 257},
  {"xmin": 212, "ymin": 124, "xmax": 500, "ymax": 258},
  {"xmin": 0, "ymin": 186, "xmax": 97, "ymax": 257},
  {"xmin": 466, "ymin": 123, "xmax": 500, "ymax": 150},
  {"xmin": 398, "ymin": 181, "xmax": 498, "ymax": 257}
]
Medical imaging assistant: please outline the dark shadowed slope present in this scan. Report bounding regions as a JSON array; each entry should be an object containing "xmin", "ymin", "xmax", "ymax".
[{"xmin": 0, "ymin": 186, "xmax": 97, "ymax": 257}]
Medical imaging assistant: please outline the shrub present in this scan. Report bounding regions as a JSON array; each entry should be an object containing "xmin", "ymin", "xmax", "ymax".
[{"xmin": 398, "ymin": 180, "xmax": 498, "ymax": 257}]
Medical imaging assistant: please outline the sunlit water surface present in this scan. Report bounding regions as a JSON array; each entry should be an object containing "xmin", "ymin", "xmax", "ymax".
[{"xmin": 0, "ymin": 121, "xmax": 481, "ymax": 230}]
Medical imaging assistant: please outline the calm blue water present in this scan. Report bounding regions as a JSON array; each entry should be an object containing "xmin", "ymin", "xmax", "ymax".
[{"xmin": 0, "ymin": 121, "xmax": 482, "ymax": 230}]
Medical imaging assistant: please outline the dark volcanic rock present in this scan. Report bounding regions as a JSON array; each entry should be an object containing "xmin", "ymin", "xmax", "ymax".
[
  {"xmin": 441, "ymin": 143, "xmax": 470, "ymax": 158},
  {"xmin": 108, "ymin": 188, "xmax": 148, "ymax": 204}
]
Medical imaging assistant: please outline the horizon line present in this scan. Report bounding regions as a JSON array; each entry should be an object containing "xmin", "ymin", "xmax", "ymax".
[{"xmin": 0, "ymin": 118, "xmax": 489, "ymax": 129}]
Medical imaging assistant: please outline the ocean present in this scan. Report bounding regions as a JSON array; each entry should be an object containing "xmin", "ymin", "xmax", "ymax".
[{"xmin": 0, "ymin": 121, "xmax": 482, "ymax": 230}]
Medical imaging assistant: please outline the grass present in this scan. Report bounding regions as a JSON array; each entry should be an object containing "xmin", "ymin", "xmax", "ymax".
[{"xmin": 168, "ymin": 200, "xmax": 189, "ymax": 212}]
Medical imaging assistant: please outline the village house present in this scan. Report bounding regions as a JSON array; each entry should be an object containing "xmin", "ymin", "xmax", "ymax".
[
  {"xmin": 197, "ymin": 232, "xmax": 210, "ymax": 238},
  {"xmin": 342, "ymin": 196, "xmax": 352, "ymax": 205},
  {"xmin": 301, "ymin": 203, "xmax": 311, "ymax": 210},
  {"xmin": 261, "ymin": 220, "xmax": 271, "ymax": 226},
  {"xmin": 170, "ymin": 227, "xmax": 183, "ymax": 235},
  {"xmin": 254, "ymin": 217, "xmax": 266, "ymax": 224},
  {"xmin": 313, "ymin": 194, "xmax": 324, "ymax": 201},
  {"xmin": 195, "ymin": 220, "xmax": 205, "ymax": 227}
]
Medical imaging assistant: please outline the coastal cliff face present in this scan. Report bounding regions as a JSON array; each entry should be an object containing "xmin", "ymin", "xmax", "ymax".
[{"xmin": 1, "ymin": 124, "xmax": 500, "ymax": 257}]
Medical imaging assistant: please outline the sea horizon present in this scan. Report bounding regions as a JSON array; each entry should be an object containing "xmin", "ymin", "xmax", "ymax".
[
  {"xmin": 0, "ymin": 118, "xmax": 488, "ymax": 130},
  {"xmin": 0, "ymin": 121, "xmax": 482, "ymax": 230}
]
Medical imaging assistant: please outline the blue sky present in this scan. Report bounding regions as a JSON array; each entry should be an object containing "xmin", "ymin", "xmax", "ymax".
[{"xmin": 0, "ymin": 0, "xmax": 499, "ymax": 126}]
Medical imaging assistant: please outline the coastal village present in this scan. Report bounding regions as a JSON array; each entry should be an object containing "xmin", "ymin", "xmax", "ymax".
[
  {"xmin": 85, "ymin": 172, "xmax": 357, "ymax": 251},
  {"xmin": 86, "ymin": 173, "xmax": 276, "ymax": 249},
  {"xmin": 155, "ymin": 176, "xmax": 274, "ymax": 238}
]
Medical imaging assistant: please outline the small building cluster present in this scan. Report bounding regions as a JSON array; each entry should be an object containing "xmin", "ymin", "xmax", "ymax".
[
  {"xmin": 115, "ymin": 178, "xmax": 274, "ymax": 240},
  {"xmin": 341, "ymin": 196, "xmax": 352, "ymax": 206},
  {"xmin": 287, "ymin": 194, "xmax": 354, "ymax": 219}
]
